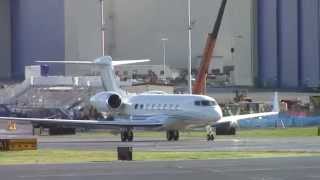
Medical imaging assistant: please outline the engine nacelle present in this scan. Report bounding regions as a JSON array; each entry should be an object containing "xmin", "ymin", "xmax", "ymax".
[{"xmin": 90, "ymin": 92, "xmax": 122, "ymax": 112}]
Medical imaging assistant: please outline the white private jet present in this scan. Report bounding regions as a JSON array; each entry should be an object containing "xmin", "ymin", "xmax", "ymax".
[{"xmin": 0, "ymin": 56, "xmax": 279, "ymax": 142}]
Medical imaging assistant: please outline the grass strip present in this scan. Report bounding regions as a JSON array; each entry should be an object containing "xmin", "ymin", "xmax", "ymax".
[{"xmin": 0, "ymin": 150, "xmax": 319, "ymax": 165}]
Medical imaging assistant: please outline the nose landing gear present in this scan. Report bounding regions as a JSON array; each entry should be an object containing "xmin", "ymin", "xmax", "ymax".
[{"xmin": 206, "ymin": 125, "xmax": 215, "ymax": 141}]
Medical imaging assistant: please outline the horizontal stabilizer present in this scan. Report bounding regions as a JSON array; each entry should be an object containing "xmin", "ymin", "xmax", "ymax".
[
  {"xmin": 36, "ymin": 56, "xmax": 150, "ymax": 66},
  {"xmin": 112, "ymin": 59, "xmax": 150, "ymax": 66},
  {"xmin": 36, "ymin": 61, "xmax": 93, "ymax": 64}
]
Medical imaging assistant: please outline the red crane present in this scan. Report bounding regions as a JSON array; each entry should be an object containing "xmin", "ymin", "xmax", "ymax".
[{"xmin": 193, "ymin": 0, "xmax": 227, "ymax": 94}]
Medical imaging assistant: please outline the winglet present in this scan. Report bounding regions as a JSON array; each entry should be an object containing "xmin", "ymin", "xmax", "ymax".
[{"xmin": 272, "ymin": 92, "xmax": 280, "ymax": 112}]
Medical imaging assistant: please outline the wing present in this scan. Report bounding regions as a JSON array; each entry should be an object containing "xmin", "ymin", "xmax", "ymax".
[
  {"xmin": 216, "ymin": 111, "xmax": 279, "ymax": 124},
  {"xmin": 35, "ymin": 61, "xmax": 93, "ymax": 64},
  {"xmin": 214, "ymin": 92, "xmax": 280, "ymax": 126},
  {"xmin": 0, "ymin": 116, "xmax": 165, "ymax": 129}
]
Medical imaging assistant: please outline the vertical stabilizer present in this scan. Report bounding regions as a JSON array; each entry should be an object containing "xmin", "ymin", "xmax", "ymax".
[
  {"xmin": 94, "ymin": 56, "xmax": 125, "ymax": 96},
  {"xmin": 37, "ymin": 56, "xmax": 150, "ymax": 98}
]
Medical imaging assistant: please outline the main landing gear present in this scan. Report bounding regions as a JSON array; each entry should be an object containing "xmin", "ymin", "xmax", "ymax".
[
  {"xmin": 121, "ymin": 128, "xmax": 134, "ymax": 142},
  {"xmin": 166, "ymin": 130, "xmax": 179, "ymax": 141}
]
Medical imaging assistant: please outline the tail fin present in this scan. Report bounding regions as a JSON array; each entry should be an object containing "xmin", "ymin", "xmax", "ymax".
[
  {"xmin": 37, "ymin": 56, "xmax": 150, "ymax": 97},
  {"xmin": 272, "ymin": 92, "xmax": 280, "ymax": 112}
]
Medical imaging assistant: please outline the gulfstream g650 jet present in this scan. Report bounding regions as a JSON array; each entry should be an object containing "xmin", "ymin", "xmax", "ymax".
[{"xmin": 0, "ymin": 56, "xmax": 279, "ymax": 142}]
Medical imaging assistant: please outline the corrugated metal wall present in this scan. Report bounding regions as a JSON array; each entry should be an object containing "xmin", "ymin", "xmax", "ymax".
[
  {"xmin": 258, "ymin": 0, "xmax": 320, "ymax": 88},
  {"xmin": 105, "ymin": 0, "xmax": 254, "ymax": 86},
  {"xmin": 10, "ymin": 0, "xmax": 65, "ymax": 79},
  {"xmin": 64, "ymin": 0, "xmax": 103, "ymax": 76},
  {"xmin": 0, "ymin": 0, "xmax": 11, "ymax": 79}
]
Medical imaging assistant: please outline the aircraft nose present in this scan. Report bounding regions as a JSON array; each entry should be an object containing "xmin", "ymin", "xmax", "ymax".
[{"xmin": 214, "ymin": 106, "xmax": 223, "ymax": 121}]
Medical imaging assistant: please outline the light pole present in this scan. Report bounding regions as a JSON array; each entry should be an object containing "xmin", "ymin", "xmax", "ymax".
[
  {"xmin": 230, "ymin": 35, "xmax": 243, "ymax": 85},
  {"xmin": 161, "ymin": 38, "xmax": 168, "ymax": 80},
  {"xmin": 100, "ymin": 0, "xmax": 105, "ymax": 56},
  {"xmin": 187, "ymin": 0, "xmax": 192, "ymax": 94}
]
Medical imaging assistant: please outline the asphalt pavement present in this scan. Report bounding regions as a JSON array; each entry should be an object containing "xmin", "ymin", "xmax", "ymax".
[
  {"xmin": 1, "ymin": 122, "xmax": 320, "ymax": 152},
  {"xmin": 1, "ymin": 157, "xmax": 320, "ymax": 180},
  {"xmin": 1, "ymin": 122, "xmax": 320, "ymax": 180},
  {"xmin": 37, "ymin": 136, "xmax": 320, "ymax": 152}
]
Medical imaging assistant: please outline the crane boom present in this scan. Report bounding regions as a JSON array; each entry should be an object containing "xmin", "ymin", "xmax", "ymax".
[{"xmin": 193, "ymin": 0, "xmax": 227, "ymax": 94}]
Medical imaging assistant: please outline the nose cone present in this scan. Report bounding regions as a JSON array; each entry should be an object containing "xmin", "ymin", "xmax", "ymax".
[{"xmin": 214, "ymin": 106, "xmax": 223, "ymax": 121}]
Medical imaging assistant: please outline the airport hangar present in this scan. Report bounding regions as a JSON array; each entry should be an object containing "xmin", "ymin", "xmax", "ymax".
[{"xmin": 0, "ymin": 0, "xmax": 320, "ymax": 89}]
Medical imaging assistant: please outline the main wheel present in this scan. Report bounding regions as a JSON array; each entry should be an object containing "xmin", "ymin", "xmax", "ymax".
[
  {"xmin": 121, "ymin": 131, "xmax": 128, "ymax": 142},
  {"xmin": 167, "ymin": 130, "xmax": 179, "ymax": 141},
  {"xmin": 127, "ymin": 130, "xmax": 134, "ymax": 142},
  {"xmin": 173, "ymin": 130, "xmax": 179, "ymax": 141},
  {"xmin": 166, "ymin": 130, "xmax": 173, "ymax": 141}
]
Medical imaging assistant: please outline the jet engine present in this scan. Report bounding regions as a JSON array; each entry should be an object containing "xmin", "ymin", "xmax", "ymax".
[
  {"xmin": 107, "ymin": 94, "xmax": 122, "ymax": 109},
  {"xmin": 90, "ymin": 92, "xmax": 123, "ymax": 112}
]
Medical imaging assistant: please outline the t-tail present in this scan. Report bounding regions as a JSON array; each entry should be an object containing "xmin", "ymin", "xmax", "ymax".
[{"xmin": 37, "ymin": 56, "xmax": 150, "ymax": 97}]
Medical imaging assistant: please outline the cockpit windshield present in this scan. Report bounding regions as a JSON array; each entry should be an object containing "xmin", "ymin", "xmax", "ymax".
[{"xmin": 194, "ymin": 100, "xmax": 217, "ymax": 106}]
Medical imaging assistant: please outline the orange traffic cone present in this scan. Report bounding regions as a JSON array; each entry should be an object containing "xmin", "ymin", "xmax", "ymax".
[{"xmin": 7, "ymin": 120, "xmax": 16, "ymax": 131}]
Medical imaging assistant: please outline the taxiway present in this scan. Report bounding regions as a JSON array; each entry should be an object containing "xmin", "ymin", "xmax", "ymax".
[
  {"xmin": 37, "ymin": 136, "xmax": 320, "ymax": 152},
  {"xmin": 1, "ymin": 157, "xmax": 320, "ymax": 180}
]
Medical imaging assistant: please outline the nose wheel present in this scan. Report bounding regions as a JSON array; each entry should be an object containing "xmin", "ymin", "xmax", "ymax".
[
  {"xmin": 207, "ymin": 134, "xmax": 215, "ymax": 141},
  {"xmin": 206, "ymin": 125, "xmax": 215, "ymax": 141},
  {"xmin": 166, "ymin": 130, "xmax": 179, "ymax": 141},
  {"xmin": 121, "ymin": 128, "xmax": 134, "ymax": 142}
]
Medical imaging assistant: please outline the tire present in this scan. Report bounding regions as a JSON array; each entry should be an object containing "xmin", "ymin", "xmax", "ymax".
[
  {"xmin": 121, "ymin": 131, "xmax": 127, "ymax": 142},
  {"xmin": 166, "ymin": 131, "xmax": 173, "ymax": 141},
  {"xmin": 210, "ymin": 135, "xmax": 215, "ymax": 141},
  {"xmin": 207, "ymin": 134, "xmax": 214, "ymax": 141},
  {"xmin": 127, "ymin": 130, "xmax": 134, "ymax": 142},
  {"xmin": 173, "ymin": 130, "xmax": 179, "ymax": 141},
  {"xmin": 230, "ymin": 127, "xmax": 236, "ymax": 135}
]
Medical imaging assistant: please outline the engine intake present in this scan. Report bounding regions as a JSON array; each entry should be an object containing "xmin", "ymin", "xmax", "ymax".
[
  {"xmin": 90, "ymin": 91, "xmax": 123, "ymax": 112},
  {"xmin": 108, "ymin": 94, "xmax": 122, "ymax": 109}
]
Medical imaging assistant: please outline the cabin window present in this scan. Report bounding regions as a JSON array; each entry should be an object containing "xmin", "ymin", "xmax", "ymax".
[
  {"xmin": 152, "ymin": 104, "xmax": 156, "ymax": 110},
  {"xmin": 140, "ymin": 104, "xmax": 144, "ymax": 109},
  {"xmin": 169, "ymin": 104, "xmax": 174, "ymax": 110},
  {"xmin": 175, "ymin": 105, "xmax": 180, "ymax": 110},
  {"xmin": 163, "ymin": 104, "xmax": 167, "ymax": 110},
  {"xmin": 134, "ymin": 104, "xmax": 139, "ymax": 109},
  {"xmin": 195, "ymin": 101, "xmax": 201, "ymax": 106}
]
